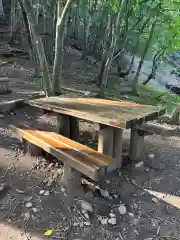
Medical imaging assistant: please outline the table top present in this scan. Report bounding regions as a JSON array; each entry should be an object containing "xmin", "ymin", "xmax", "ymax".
[{"xmin": 29, "ymin": 97, "xmax": 166, "ymax": 129}]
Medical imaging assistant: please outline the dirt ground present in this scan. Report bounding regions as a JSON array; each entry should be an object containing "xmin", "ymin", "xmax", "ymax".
[
  {"xmin": 0, "ymin": 29, "xmax": 180, "ymax": 240},
  {"xmin": 0, "ymin": 106, "xmax": 180, "ymax": 240}
]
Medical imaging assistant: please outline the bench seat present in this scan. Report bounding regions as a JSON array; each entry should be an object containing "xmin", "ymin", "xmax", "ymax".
[{"xmin": 11, "ymin": 126, "xmax": 116, "ymax": 181}]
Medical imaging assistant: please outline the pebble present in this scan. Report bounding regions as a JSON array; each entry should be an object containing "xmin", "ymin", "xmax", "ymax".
[
  {"xmin": 80, "ymin": 200, "xmax": 93, "ymax": 213},
  {"xmin": 32, "ymin": 207, "xmax": 38, "ymax": 213},
  {"xmin": 152, "ymin": 197, "xmax": 158, "ymax": 203},
  {"xmin": 44, "ymin": 190, "xmax": 50, "ymax": 196},
  {"xmin": 100, "ymin": 217, "xmax": 108, "ymax": 225},
  {"xmin": 56, "ymin": 168, "xmax": 63, "ymax": 175},
  {"xmin": 128, "ymin": 212, "xmax": 134, "ymax": 218},
  {"xmin": 100, "ymin": 189, "xmax": 109, "ymax": 198},
  {"xmin": 109, "ymin": 213, "xmax": 116, "ymax": 218},
  {"xmin": 105, "ymin": 179, "xmax": 110, "ymax": 184},
  {"xmin": 148, "ymin": 153, "xmax": 155, "ymax": 159},
  {"xmin": 25, "ymin": 202, "xmax": 33, "ymax": 208},
  {"xmin": 135, "ymin": 161, "xmax": 144, "ymax": 168},
  {"xmin": 144, "ymin": 238, "xmax": 153, "ymax": 240},
  {"xmin": 39, "ymin": 190, "xmax": 45, "ymax": 195},
  {"xmin": 60, "ymin": 186, "xmax": 65, "ymax": 193},
  {"xmin": 118, "ymin": 204, "xmax": 127, "ymax": 215},
  {"xmin": 108, "ymin": 217, "xmax": 116, "ymax": 225},
  {"xmin": 23, "ymin": 212, "xmax": 30, "ymax": 221}
]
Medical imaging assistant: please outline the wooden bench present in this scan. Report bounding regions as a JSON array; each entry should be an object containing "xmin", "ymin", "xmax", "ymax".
[{"xmin": 11, "ymin": 126, "xmax": 116, "ymax": 183}]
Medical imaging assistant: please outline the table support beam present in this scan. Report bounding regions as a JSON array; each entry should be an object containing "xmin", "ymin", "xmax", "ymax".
[
  {"xmin": 98, "ymin": 125, "xmax": 114, "ymax": 157},
  {"xmin": 129, "ymin": 128, "xmax": 144, "ymax": 161},
  {"xmin": 113, "ymin": 128, "xmax": 123, "ymax": 168}
]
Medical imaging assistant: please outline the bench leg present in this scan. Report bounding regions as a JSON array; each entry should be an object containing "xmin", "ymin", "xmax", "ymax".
[
  {"xmin": 98, "ymin": 125, "xmax": 114, "ymax": 157},
  {"xmin": 70, "ymin": 116, "xmax": 79, "ymax": 141},
  {"xmin": 24, "ymin": 140, "xmax": 42, "ymax": 157},
  {"xmin": 129, "ymin": 128, "xmax": 144, "ymax": 161},
  {"xmin": 57, "ymin": 114, "xmax": 70, "ymax": 138},
  {"xmin": 113, "ymin": 128, "xmax": 123, "ymax": 168},
  {"xmin": 63, "ymin": 164, "xmax": 82, "ymax": 194}
]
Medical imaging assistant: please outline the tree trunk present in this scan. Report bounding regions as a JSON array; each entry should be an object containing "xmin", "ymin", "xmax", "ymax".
[
  {"xmin": 17, "ymin": 0, "xmax": 53, "ymax": 96},
  {"xmin": 0, "ymin": 0, "xmax": 4, "ymax": 18},
  {"xmin": 52, "ymin": 0, "xmax": 72, "ymax": 95},
  {"xmin": 132, "ymin": 16, "xmax": 158, "ymax": 93}
]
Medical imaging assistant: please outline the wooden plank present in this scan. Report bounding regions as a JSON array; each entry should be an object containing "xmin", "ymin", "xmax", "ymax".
[
  {"xmin": 12, "ymin": 126, "xmax": 115, "ymax": 181},
  {"xmin": 129, "ymin": 128, "xmax": 145, "ymax": 161},
  {"xmin": 57, "ymin": 114, "xmax": 70, "ymax": 137},
  {"xmin": 70, "ymin": 116, "xmax": 79, "ymax": 141},
  {"xmin": 28, "ymin": 97, "xmax": 166, "ymax": 129},
  {"xmin": 113, "ymin": 128, "xmax": 123, "ymax": 168}
]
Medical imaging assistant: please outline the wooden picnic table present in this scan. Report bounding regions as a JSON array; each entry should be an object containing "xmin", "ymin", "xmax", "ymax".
[{"xmin": 28, "ymin": 97, "xmax": 166, "ymax": 168}]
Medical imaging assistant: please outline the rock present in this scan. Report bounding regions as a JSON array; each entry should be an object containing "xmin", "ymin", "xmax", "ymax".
[
  {"xmin": 44, "ymin": 190, "xmax": 50, "ymax": 196},
  {"xmin": 108, "ymin": 217, "xmax": 116, "ymax": 225},
  {"xmin": 128, "ymin": 212, "xmax": 134, "ymax": 218},
  {"xmin": 39, "ymin": 190, "xmax": 45, "ymax": 195},
  {"xmin": 84, "ymin": 91, "xmax": 91, "ymax": 96},
  {"xmin": 109, "ymin": 213, "xmax": 116, "ymax": 218},
  {"xmin": 144, "ymin": 238, "xmax": 153, "ymax": 240},
  {"xmin": 148, "ymin": 154, "xmax": 155, "ymax": 159},
  {"xmin": 23, "ymin": 212, "xmax": 30, "ymax": 221},
  {"xmin": 60, "ymin": 186, "xmax": 65, "ymax": 193},
  {"xmin": 135, "ymin": 161, "xmax": 144, "ymax": 168},
  {"xmin": 100, "ymin": 217, "xmax": 108, "ymax": 225},
  {"xmin": 152, "ymin": 197, "xmax": 158, "ymax": 203},
  {"xmin": 105, "ymin": 179, "xmax": 110, "ymax": 184},
  {"xmin": 25, "ymin": 202, "xmax": 33, "ymax": 208},
  {"xmin": 100, "ymin": 189, "xmax": 109, "ymax": 198},
  {"xmin": 32, "ymin": 207, "xmax": 38, "ymax": 213},
  {"xmin": 56, "ymin": 168, "xmax": 63, "ymax": 175},
  {"xmin": 118, "ymin": 204, "xmax": 127, "ymax": 215},
  {"xmin": 80, "ymin": 200, "xmax": 93, "ymax": 213}
]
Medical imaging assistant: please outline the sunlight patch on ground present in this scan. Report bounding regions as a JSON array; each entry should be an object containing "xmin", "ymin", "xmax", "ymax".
[
  {"xmin": 145, "ymin": 189, "xmax": 180, "ymax": 209},
  {"xmin": 0, "ymin": 222, "xmax": 42, "ymax": 240}
]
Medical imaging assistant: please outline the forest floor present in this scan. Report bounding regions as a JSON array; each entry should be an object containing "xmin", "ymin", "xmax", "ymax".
[{"xmin": 1, "ymin": 28, "xmax": 180, "ymax": 240}]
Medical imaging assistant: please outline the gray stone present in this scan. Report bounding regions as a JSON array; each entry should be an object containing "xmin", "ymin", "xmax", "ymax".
[{"xmin": 80, "ymin": 200, "xmax": 93, "ymax": 213}]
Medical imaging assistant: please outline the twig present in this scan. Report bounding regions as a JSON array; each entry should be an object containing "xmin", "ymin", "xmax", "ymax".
[{"xmin": 118, "ymin": 231, "xmax": 124, "ymax": 240}]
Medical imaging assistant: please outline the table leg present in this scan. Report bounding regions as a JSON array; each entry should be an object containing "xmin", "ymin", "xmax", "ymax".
[
  {"xmin": 98, "ymin": 125, "xmax": 114, "ymax": 157},
  {"xmin": 70, "ymin": 116, "xmax": 79, "ymax": 141},
  {"xmin": 113, "ymin": 128, "xmax": 123, "ymax": 168},
  {"xmin": 129, "ymin": 127, "xmax": 144, "ymax": 161},
  {"xmin": 56, "ymin": 114, "xmax": 70, "ymax": 138}
]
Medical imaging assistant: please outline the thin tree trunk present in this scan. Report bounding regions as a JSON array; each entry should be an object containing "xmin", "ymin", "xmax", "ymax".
[
  {"xmin": 132, "ymin": 15, "xmax": 159, "ymax": 93},
  {"xmin": 52, "ymin": 0, "xmax": 72, "ymax": 95},
  {"xmin": 18, "ymin": 0, "xmax": 53, "ymax": 96},
  {"xmin": 0, "ymin": 0, "xmax": 4, "ymax": 18}
]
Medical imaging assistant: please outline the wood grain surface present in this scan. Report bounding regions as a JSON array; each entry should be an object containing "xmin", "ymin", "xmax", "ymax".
[{"xmin": 29, "ymin": 97, "xmax": 166, "ymax": 129}]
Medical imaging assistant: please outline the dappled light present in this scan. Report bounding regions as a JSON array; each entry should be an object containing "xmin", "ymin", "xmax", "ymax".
[{"xmin": 145, "ymin": 189, "xmax": 180, "ymax": 209}]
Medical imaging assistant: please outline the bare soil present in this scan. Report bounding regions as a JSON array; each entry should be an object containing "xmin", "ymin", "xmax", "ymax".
[{"xmin": 0, "ymin": 34, "xmax": 180, "ymax": 240}]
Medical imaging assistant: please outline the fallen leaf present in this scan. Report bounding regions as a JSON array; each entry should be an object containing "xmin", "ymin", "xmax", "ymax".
[{"xmin": 44, "ymin": 229, "xmax": 53, "ymax": 237}]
